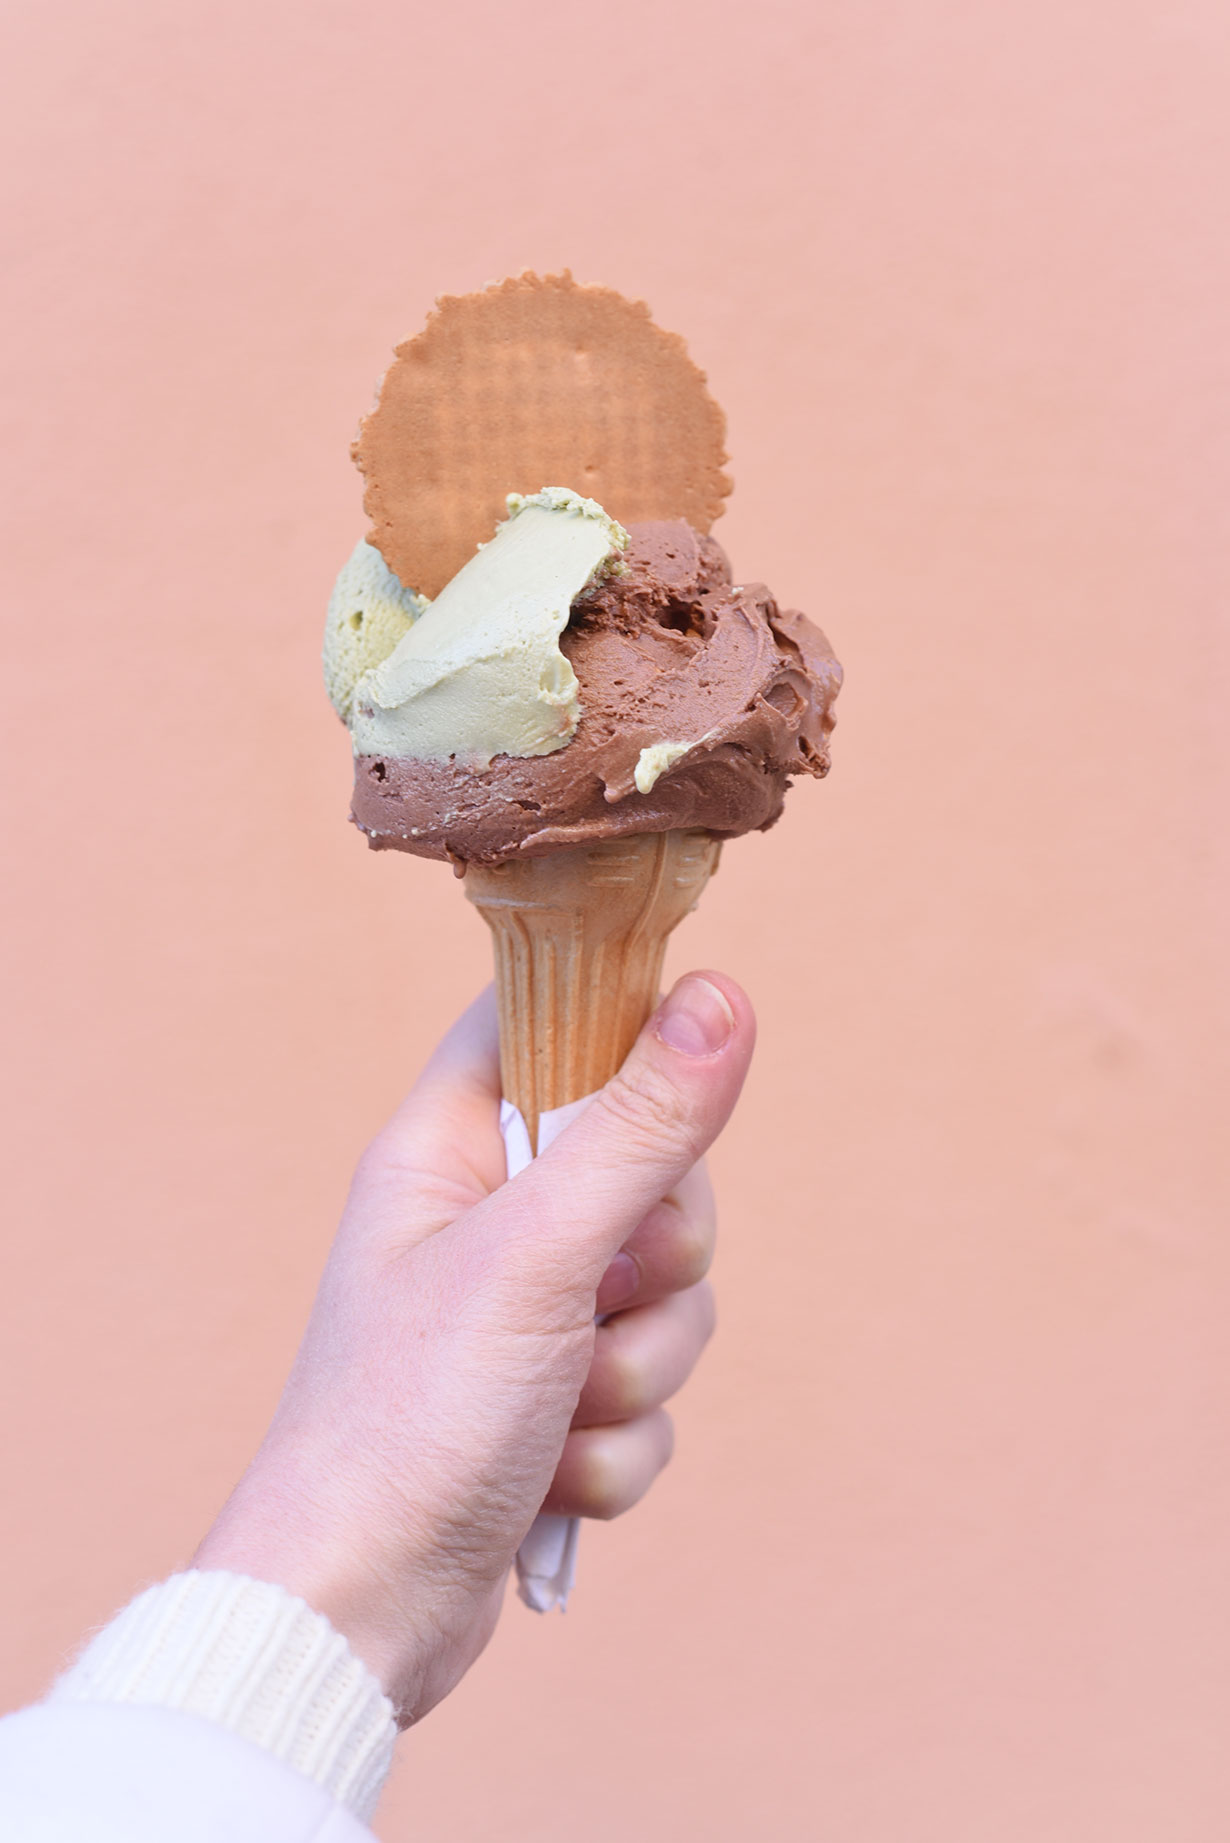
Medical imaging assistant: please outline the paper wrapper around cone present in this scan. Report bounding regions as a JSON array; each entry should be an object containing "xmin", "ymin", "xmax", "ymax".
[{"xmin": 465, "ymin": 828, "xmax": 721, "ymax": 1610}]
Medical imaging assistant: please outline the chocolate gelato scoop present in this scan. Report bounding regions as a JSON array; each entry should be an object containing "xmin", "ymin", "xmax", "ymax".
[{"xmin": 350, "ymin": 519, "xmax": 841, "ymax": 865}]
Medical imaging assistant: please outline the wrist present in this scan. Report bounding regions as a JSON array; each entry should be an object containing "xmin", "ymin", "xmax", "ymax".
[
  {"xmin": 195, "ymin": 1498, "xmax": 407, "ymax": 1714},
  {"xmin": 194, "ymin": 1447, "xmax": 464, "ymax": 1723}
]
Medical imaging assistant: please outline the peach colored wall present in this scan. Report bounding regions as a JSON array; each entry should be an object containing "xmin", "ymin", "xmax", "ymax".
[{"xmin": 2, "ymin": 2, "xmax": 1227, "ymax": 1837}]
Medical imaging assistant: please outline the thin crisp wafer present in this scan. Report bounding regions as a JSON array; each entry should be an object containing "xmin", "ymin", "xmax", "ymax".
[{"xmin": 354, "ymin": 271, "xmax": 731, "ymax": 599}]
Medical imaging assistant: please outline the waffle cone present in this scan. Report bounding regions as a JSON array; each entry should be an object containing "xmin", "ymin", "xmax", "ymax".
[{"xmin": 465, "ymin": 830, "xmax": 721, "ymax": 1151}]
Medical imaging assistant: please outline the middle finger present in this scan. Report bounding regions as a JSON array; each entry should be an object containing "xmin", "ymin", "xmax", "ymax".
[
  {"xmin": 572, "ymin": 1281, "xmax": 717, "ymax": 1428},
  {"xmin": 594, "ymin": 1161, "xmax": 716, "ymax": 1315}
]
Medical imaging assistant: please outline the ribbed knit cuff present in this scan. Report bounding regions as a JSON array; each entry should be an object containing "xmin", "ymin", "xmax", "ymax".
[{"xmin": 51, "ymin": 1570, "xmax": 397, "ymax": 1822}]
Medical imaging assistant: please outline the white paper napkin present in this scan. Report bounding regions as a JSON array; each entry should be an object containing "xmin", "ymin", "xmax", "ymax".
[{"xmin": 500, "ymin": 1093, "xmax": 596, "ymax": 1612}]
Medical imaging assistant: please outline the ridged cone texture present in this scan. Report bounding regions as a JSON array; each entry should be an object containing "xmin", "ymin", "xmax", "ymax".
[{"xmin": 465, "ymin": 830, "xmax": 721, "ymax": 1151}]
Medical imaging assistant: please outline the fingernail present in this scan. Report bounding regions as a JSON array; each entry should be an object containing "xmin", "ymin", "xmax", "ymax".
[
  {"xmin": 656, "ymin": 977, "xmax": 736, "ymax": 1057},
  {"xmin": 596, "ymin": 1251, "xmax": 641, "ymax": 1313}
]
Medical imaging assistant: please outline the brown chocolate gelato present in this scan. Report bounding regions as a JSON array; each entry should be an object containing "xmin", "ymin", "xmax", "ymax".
[{"xmin": 350, "ymin": 520, "xmax": 841, "ymax": 865}]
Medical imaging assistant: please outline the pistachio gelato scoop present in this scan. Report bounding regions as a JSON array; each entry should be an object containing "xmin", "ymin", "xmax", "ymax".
[
  {"xmin": 322, "ymin": 541, "xmax": 426, "ymax": 725},
  {"xmin": 333, "ymin": 490, "xmax": 626, "ymax": 767}
]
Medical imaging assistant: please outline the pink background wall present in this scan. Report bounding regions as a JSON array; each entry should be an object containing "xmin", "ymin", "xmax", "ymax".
[{"xmin": 2, "ymin": 2, "xmax": 1228, "ymax": 1836}]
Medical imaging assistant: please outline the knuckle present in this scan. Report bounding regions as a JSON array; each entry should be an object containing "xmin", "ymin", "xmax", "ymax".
[
  {"xmin": 597, "ymin": 1065, "xmax": 705, "ymax": 1164},
  {"xmin": 694, "ymin": 1280, "xmax": 718, "ymax": 1347},
  {"xmin": 669, "ymin": 1213, "xmax": 715, "ymax": 1288},
  {"xmin": 576, "ymin": 1441, "xmax": 629, "ymax": 1521},
  {"xmin": 604, "ymin": 1345, "xmax": 653, "ymax": 1421}
]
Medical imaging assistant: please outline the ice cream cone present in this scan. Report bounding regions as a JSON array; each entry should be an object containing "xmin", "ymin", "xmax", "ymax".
[
  {"xmin": 326, "ymin": 274, "xmax": 840, "ymax": 1615},
  {"xmin": 465, "ymin": 828, "xmax": 721, "ymax": 1150},
  {"xmin": 465, "ymin": 825, "xmax": 721, "ymax": 1611}
]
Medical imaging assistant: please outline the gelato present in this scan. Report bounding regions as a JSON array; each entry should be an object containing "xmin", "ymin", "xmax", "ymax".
[
  {"xmin": 346, "ymin": 489, "xmax": 626, "ymax": 766},
  {"xmin": 342, "ymin": 513, "xmax": 840, "ymax": 864},
  {"xmin": 323, "ymin": 540, "xmax": 426, "ymax": 725}
]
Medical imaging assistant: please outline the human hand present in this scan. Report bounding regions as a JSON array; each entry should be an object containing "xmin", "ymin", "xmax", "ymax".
[{"xmin": 195, "ymin": 971, "xmax": 754, "ymax": 1724}]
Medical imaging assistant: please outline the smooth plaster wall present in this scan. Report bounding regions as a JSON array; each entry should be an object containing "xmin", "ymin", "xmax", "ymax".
[{"xmin": 1, "ymin": 2, "xmax": 1227, "ymax": 1837}]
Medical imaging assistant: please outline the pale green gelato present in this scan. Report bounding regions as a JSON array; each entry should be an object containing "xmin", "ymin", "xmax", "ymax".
[
  {"xmin": 347, "ymin": 490, "xmax": 627, "ymax": 765},
  {"xmin": 323, "ymin": 541, "xmax": 427, "ymax": 724},
  {"xmin": 633, "ymin": 740, "xmax": 695, "ymax": 795}
]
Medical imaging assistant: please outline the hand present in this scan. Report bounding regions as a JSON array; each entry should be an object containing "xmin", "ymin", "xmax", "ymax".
[{"xmin": 195, "ymin": 971, "xmax": 755, "ymax": 1724}]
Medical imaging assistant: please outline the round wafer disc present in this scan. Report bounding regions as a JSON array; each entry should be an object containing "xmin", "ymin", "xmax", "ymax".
[{"xmin": 353, "ymin": 271, "xmax": 731, "ymax": 599}]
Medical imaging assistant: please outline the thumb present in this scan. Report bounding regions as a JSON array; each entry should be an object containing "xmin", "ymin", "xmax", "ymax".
[{"xmin": 468, "ymin": 972, "xmax": 755, "ymax": 1300}]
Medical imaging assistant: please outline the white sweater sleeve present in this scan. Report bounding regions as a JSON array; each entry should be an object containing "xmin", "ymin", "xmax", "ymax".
[
  {"xmin": 0, "ymin": 1702, "xmax": 376, "ymax": 1842},
  {"xmin": 0, "ymin": 1571, "xmax": 397, "ymax": 1841}
]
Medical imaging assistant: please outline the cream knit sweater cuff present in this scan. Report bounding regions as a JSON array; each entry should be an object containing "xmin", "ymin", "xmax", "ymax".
[{"xmin": 51, "ymin": 1570, "xmax": 397, "ymax": 1822}]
